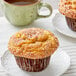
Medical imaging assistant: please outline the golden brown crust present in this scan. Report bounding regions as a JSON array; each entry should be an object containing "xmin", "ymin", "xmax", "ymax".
[
  {"xmin": 8, "ymin": 28, "xmax": 59, "ymax": 59},
  {"xmin": 59, "ymin": 0, "xmax": 76, "ymax": 19}
]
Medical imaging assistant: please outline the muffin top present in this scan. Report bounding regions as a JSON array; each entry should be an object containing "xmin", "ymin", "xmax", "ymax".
[
  {"xmin": 59, "ymin": 0, "xmax": 76, "ymax": 19},
  {"xmin": 8, "ymin": 28, "xmax": 59, "ymax": 59}
]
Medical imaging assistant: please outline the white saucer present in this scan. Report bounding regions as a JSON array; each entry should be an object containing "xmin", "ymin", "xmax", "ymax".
[
  {"xmin": 52, "ymin": 13, "xmax": 76, "ymax": 38},
  {"xmin": 1, "ymin": 49, "xmax": 70, "ymax": 76}
]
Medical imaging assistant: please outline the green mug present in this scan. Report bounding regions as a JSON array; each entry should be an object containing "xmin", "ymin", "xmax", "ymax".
[{"xmin": 0, "ymin": 0, "xmax": 52, "ymax": 26}]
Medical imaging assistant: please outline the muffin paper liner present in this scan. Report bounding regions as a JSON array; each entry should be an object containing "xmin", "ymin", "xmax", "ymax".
[
  {"xmin": 15, "ymin": 56, "xmax": 50, "ymax": 72},
  {"xmin": 65, "ymin": 17, "xmax": 76, "ymax": 31}
]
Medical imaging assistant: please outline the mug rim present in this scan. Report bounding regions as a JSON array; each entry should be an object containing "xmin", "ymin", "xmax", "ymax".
[{"xmin": 4, "ymin": 0, "xmax": 40, "ymax": 6}]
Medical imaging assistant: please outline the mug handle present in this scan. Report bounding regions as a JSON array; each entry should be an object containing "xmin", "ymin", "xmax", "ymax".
[{"xmin": 38, "ymin": 3, "xmax": 52, "ymax": 18}]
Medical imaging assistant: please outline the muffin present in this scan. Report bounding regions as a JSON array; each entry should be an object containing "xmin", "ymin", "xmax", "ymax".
[
  {"xmin": 59, "ymin": 0, "xmax": 76, "ymax": 31},
  {"xmin": 8, "ymin": 28, "xmax": 59, "ymax": 72}
]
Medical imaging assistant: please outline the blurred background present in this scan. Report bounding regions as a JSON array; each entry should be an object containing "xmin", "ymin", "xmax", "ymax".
[{"xmin": 41, "ymin": 0, "xmax": 59, "ymax": 9}]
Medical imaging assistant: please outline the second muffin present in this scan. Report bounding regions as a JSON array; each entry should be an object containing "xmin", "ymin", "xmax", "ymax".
[
  {"xmin": 8, "ymin": 28, "xmax": 59, "ymax": 72},
  {"xmin": 59, "ymin": 0, "xmax": 76, "ymax": 31}
]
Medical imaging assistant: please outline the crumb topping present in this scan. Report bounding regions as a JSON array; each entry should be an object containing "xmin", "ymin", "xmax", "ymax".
[
  {"xmin": 59, "ymin": 0, "xmax": 76, "ymax": 19},
  {"xmin": 8, "ymin": 28, "xmax": 59, "ymax": 59}
]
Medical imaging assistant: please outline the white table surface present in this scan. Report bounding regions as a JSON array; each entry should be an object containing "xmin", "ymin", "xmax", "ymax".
[{"xmin": 0, "ymin": 8, "xmax": 76, "ymax": 76}]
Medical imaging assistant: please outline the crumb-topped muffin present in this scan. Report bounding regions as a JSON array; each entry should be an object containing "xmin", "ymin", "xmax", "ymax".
[
  {"xmin": 8, "ymin": 28, "xmax": 59, "ymax": 72},
  {"xmin": 59, "ymin": 0, "xmax": 76, "ymax": 31}
]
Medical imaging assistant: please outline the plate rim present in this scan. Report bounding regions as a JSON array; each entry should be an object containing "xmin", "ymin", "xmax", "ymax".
[
  {"xmin": 1, "ymin": 50, "xmax": 70, "ymax": 76},
  {"xmin": 52, "ymin": 12, "xmax": 76, "ymax": 39}
]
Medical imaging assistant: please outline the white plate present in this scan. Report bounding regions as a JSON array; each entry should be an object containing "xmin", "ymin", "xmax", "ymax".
[
  {"xmin": 1, "ymin": 49, "xmax": 70, "ymax": 76},
  {"xmin": 52, "ymin": 13, "xmax": 76, "ymax": 38}
]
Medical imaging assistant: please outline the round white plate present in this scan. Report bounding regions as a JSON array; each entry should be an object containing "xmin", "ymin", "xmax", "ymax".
[
  {"xmin": 52, "ymin": 13, "xmax": 76, "ymax": 38},
  {"xmin": 1, "ymin": 49, "xmax": 70, "ymax": 76}
]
